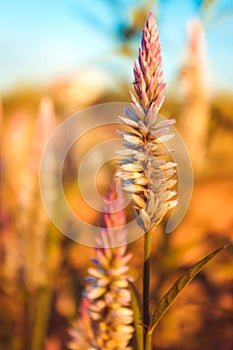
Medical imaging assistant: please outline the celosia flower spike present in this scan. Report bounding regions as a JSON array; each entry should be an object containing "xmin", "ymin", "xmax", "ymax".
[
  {"xmin": 69, "ymin": 178, "xmax": 133, "ymax": 350},
  {"xmin": 117, "ymin": 12, "xmax": 178, "ymax": 231}
]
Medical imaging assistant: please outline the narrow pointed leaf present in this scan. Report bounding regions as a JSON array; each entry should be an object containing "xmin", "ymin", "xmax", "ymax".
[
  {"xmin": 149, "ymin": 245, "xmax": 229, "ymax": 334},
  {"xmin": 128, "ymin": 281, "xmax": 143, "ymax": 350}
]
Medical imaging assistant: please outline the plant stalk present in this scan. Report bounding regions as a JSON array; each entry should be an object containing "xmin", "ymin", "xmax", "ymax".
[
  {"xmin": 145, "ymin": 332, "xmax": 152, "ymax": 350},
  {"xmin": 30, "ymin": 287, "xmax": 53, "ymax": 350},
  {"xmin": 143, "ymin": 228, "xmax": 153, "ymax": 349}
]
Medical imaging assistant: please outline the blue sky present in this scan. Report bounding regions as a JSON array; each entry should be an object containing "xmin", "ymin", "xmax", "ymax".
[{"xmin": 0, "ymin": 0, "xmax": 233, "ymax": 93}]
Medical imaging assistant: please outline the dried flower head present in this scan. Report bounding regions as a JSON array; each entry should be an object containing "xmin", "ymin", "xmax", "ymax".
[
  {"xmin": 69, "ymin": 178, "xmax": 133, "ymax": 350},
  {"xmin": 117, "ymin": 12, "xmax": 177, "ymax": 231}
]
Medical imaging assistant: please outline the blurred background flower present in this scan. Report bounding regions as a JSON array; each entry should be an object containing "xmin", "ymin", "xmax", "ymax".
[
  {"xmin": 68, "ymin": 178, "xmax": 134, "ymax": 350},
  {"xmin": 0, "ymin": 1, "xmax": 233, "ymax": 350}
]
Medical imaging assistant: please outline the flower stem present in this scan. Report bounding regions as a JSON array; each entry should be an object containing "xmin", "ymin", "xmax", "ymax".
[
  {"xmin": 145, "ymin": 332, "xmax": 152, "ymax": 350},
  {"xmin": 143, "ymin": 228, "xmax": 153, "ymax": 349}
]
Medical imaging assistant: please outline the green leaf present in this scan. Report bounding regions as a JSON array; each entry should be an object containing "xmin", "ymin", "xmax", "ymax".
[
  {"xmin": 128, "ymin": 281, "xmax": 144, "ymax": 350},
  {"xmin": 149, "ymin": 245, "xmax": 229, "ymax": 335}
]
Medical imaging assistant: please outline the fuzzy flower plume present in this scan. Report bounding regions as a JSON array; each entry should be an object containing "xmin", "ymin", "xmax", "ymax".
[
  {"xmin": 117, "ymin": 12, "xmax": 177, "ymax": 231},
  {"xmin": 19, "ymin": 97, "xmax": 57, "ymax": 290},
  {"xmin": 69, "ymin": 178, "xmax": 134, "ymax": 350}
]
